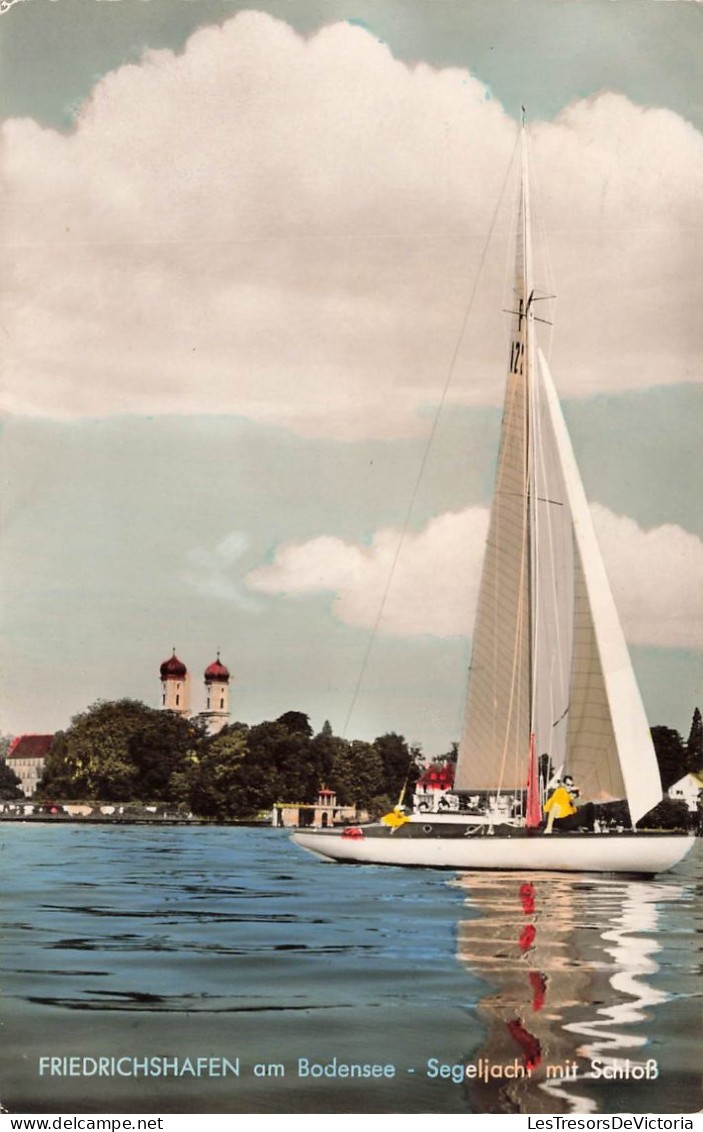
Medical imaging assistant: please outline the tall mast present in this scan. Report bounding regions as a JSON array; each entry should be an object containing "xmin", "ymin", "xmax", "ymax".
[
  {"xmin": 521, "ymin": 109, "xmax": 538, "ymax": 743},
  {"xmin": 520, "ymin": 107, "xmax": 534, "ymax": 312}
]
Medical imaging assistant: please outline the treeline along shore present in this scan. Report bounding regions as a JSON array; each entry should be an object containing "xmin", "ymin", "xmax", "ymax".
[
  {"xmin": 1, "ymin": 700, "xmax": 702, "ymax": 830},
  {"xmin": 1, "ymin": 699, "xmax": 423, "ymax": 822}
]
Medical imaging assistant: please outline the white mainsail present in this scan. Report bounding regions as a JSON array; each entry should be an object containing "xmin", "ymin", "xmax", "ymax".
[
  {"xmin": 455, "ymin": 123, "xmax": 662, "ymax": 825},
  {"xmin": 455, "ymin": 167, "xmax": 531, "ymax": 792}
]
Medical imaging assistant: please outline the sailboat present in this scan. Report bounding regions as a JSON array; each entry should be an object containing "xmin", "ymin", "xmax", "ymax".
[{"xmin": 292, "ymin": 117, "xmax": 696, "ymax": 875}]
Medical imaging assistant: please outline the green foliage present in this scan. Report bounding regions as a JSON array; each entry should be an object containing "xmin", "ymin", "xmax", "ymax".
[
  {"xmin": 190, "ymin": 716, "xmax": 323, "ymax": 819},
  {"xmin": 372, "ymin": 732, "xmax": 420, "ymax": 800},
  {"xmin": 0, "ymin": 759, "xmax": 23, "ymax": 800},
  {"xmin": 38, "ymin": 700, "xmax": 204, "ymax": 802},
  {"xmin": 329, "ymin": 739, "xmax": 384, "ymax": 811},
  {"xmin": 276, "ymin": 711, "xmax": 313, "ymax": 738},
  {"xmin": 31, "ymin": 698, "xmax": 703, "ymax": 831},
  {"xmin": 593, "ymin": 800, "xmax": 631, "ymax": 828},
  {"xmin": 190, "ymin": 728, "xmax": 251, "ymax": 818},
  {"xmin": 651, "ymin": 726, "xmax": 688, "ymax": 792},
  {"xmin": 310, "ymin": 722, "xmax": 340, "ymax": 785},
  {"xmin": 595, "ymin": 794, "xmax": 694, "ymax": 832},
  {"xmin": 193, "ymin": 718, "xmax": 422, "ymax": 819},
  {"xmin": 438, "ymin": 742, "xmax": 458, "ymax": 766},
  {"xmin": 686, "ymin": 707, "xmax": 703, "ymax": 774},
  {"xmin": 641, "ymin": 797, "xmax": 691, "ymax": 831},
  {"xmin": 247, "ymin": 721, "xmax": 313, "ymax": 803}
]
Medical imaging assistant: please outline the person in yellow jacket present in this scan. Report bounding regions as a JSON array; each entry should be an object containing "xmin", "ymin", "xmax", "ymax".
[
  {"xmin": 543, "ymin": 775, "xmax": 579, "ymax": 834},
  {"xmin": 381, "ymin": 804, "xmax": 410, "ymax": 830}
]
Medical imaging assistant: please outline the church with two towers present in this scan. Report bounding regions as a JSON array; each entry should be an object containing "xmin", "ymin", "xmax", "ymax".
[{"xmin": 159, "ymin": 650, "xmax": 231, "ymax": 735}]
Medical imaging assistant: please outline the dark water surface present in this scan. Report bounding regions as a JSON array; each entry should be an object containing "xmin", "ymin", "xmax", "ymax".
[{"xmin": 1, "ymin": 825, "xmax": 701, "ymax": 1114}]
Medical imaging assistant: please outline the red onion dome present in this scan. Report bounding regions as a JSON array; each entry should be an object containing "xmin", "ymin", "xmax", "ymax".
[
  {"xmin": 160, "ymin": 651, "xmax": 187, "ymax": 679},
  {"xmin": 204, "ymin": 656, "xmax": 230, "ymax": 683}
]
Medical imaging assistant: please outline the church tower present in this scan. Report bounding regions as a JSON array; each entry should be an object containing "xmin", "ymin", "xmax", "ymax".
[
  {"xmin": 159, "ymin": 649, "xmax": 190, "ymax": 716},
  {"xmin": 202, "ymin": 653, "xmax": 231, "ymax": 735}
]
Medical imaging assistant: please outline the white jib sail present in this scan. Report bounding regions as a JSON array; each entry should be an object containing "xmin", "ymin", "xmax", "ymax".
[
  {"xmin": 529, "ymin": 322, "xmax": 575, "ymax": 779},
  {"xmin": 536, "ymin": 347, "xmax": 662, "ymax": 825}
]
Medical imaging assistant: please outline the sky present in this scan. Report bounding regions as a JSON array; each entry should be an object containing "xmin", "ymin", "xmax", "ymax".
[{"xmin": 0, "ymin": 0, "xmax": 701, "ymax": 754}]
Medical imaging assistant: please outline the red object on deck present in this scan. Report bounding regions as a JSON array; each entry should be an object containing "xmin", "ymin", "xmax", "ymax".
[
  {"xmin": 341, "ymin": 827, "xmax": 365, "ymax": 839},
  {"xmin": 526, "ymin": 733, "xmax": 541, "ymax": 829}
]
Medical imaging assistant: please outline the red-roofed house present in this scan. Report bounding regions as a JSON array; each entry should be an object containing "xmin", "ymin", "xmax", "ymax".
[
  {"xmin": 414, "ymin": 761, "xmax": 457, "ymax": 814},
  {"xmin": 6, "ymin": 734, "xmax": 53, "ymax": 797}
]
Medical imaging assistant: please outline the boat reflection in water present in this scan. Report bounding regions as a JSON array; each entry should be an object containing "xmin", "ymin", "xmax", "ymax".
[{"xmin": 451, "ymin": 870, "xmax": 700, "ymax": 1115}]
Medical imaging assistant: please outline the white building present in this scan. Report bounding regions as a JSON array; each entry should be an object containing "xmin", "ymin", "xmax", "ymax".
[
  {"xmin": 6, "ymin": 734, "xmax": 53, "ymax": 797},
  {"xmin": 668, "ymin": 774, "xmax": 701, "ymax": 812}
]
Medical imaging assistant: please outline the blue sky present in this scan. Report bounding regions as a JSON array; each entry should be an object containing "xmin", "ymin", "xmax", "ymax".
[{"xmin": 0, "ymin": 0, "xmax": 700, "ymax": 751}]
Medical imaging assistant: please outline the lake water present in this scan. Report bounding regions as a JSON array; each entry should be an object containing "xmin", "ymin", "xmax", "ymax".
[{"xmin": 1, "ymin": 824, "xmax": 701, "ymax": 1115}]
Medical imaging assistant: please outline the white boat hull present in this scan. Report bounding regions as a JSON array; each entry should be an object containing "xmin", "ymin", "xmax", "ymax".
[{"xmin": 292, "ymin": 827, "xmax": 696, "ymax": 875}]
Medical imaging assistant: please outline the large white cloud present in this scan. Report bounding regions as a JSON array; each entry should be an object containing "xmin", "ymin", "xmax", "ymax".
[
  {"xmin": 2, "ymin": 12, "xmax": 702, "ymax": 437},
  {"xmin": 244, "ymin": 504, "xmax": 703, "ymax": 649}
]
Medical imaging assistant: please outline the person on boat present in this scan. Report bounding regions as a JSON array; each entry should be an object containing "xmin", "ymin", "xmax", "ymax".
[
  {"xmin": 543, "ymin": 775, "xmax": 579, "ymax": 834},
  {"xmin": 380, "ymin": 804, "xmax": 409, "ymax": 830}
]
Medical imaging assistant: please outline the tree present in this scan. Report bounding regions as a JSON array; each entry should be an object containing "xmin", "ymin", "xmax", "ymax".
[
  {"xmin": 128, "ymin": 710, "xmax": 206, "ymax": 800},
  {"xmin": 651, "ymin": 726, "xmax": 688, "ymax": 792},
  {"xmin": 247, "ymin": 720, "xmax": 319, "ymax": 802},
  {"xmin": 330, "ymin": 739, "xmax": 385, "ymax": 812},
  {"xmin": 641, "ymin": 797, "xmax": 690, "ymax": 831},
  {"xmin": 441, "ymin": 742, "xmax": 459, "ymax": 766},
  {"xmin": 276, "ymin": 711, "xmax": 313, "ymax": 738},
  {"xmin": 311, "ymin": 721, "xmax": 341, "ymax": 785},
  {"xmin": 373, "ymin": 732, "xmax": 420, "ymax": 801},
  {"xmin": 686, "ymin": 707, "xmax": 703, "ymax": 775},
  {"xmin": 191, "ymin": 716, "xmax": 325, "ymax": 819},
  {"xmin": 190, "ymin": 729, "xmax": 252, "ymax": 818},
  {"xmin": 38, "ymin": 699, "xmax": 204, "ymax": 802},
  {"xmin": 0, "ymin": 760, "xmax": 23, "ymax": 800}
]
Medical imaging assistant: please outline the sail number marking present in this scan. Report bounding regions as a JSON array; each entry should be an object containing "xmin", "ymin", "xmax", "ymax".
[{"xmin": 510, "ymin": 340, "xmax": 525, "ymax": 375}]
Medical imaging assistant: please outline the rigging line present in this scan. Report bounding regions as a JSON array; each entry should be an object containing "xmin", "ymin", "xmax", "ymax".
[
  {"xmin": 553, "ymin": 703, "xmax": 570, "ymax": 728},
  {"xmin": 342, "ymin": 135, "xmax": 521, "ymax": 740},
  {"xmin": 531, "ymin": 158, "xmax": 558, "ymax": 363},
  {"xmin": 535, "ymin": 357, "xmax": 569, "ymax": 758},
  {"xmin": 495, "ymin": 376, "xmax": 530, "ymax": 799},
  {"xmin": 501, "ymin": 154, "xmax": 523, "ymax": 360},
  {"xmin": 486, "ymin": 163, "xmax": 522, "ymax": 779}
]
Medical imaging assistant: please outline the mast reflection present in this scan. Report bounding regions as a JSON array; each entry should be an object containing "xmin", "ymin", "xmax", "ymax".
[{"xmin": 451, "ymin": 872, "xmax": 687, "ymax": 1114}]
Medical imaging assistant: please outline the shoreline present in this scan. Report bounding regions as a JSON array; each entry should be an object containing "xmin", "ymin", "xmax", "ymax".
[{"xmin": 0, "ymin": 814, "xmax": 270, "ymax": 827}]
